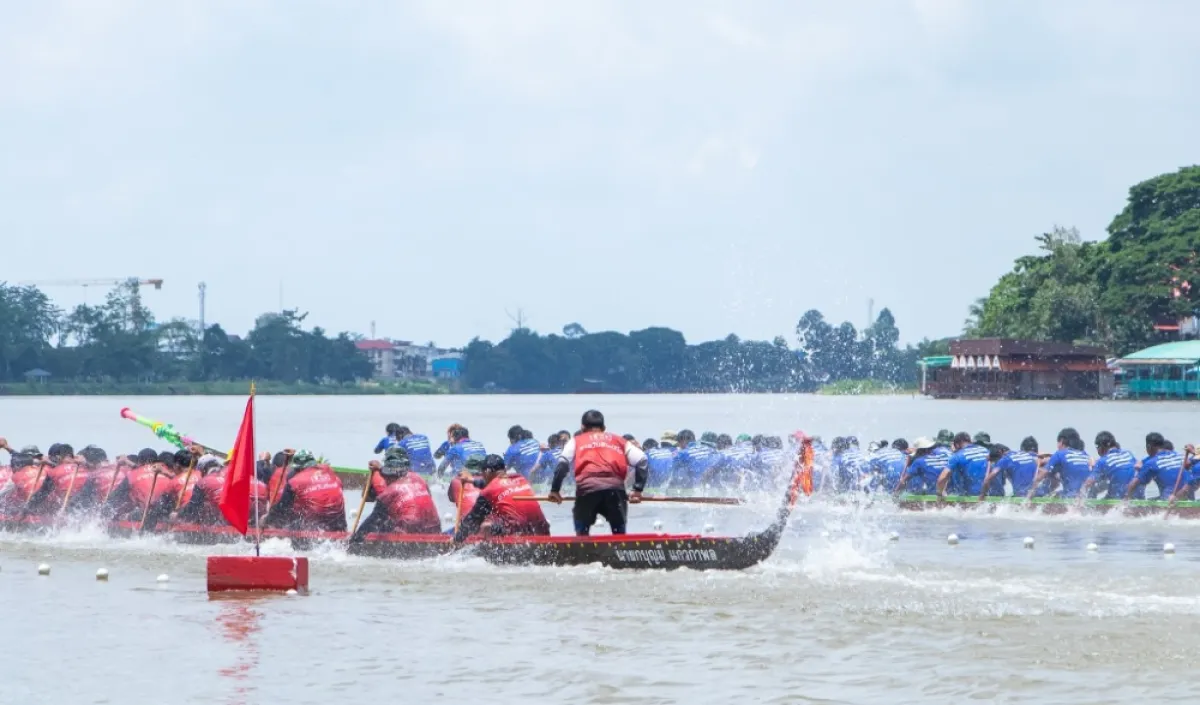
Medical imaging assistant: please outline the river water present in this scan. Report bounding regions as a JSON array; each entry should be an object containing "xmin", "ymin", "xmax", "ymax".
[{"xmin": 2, "ymin": 394, "xmax": 1200, "ymax": 704}]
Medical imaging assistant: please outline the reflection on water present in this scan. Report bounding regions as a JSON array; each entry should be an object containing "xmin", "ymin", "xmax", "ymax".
[{"xmin": 212, "ymin": 596, "xmax": 264, "ymax": 704}]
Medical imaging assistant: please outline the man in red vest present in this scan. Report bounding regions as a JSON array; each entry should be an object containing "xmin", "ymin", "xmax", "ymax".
[
  {"xmin": 453, "ymin": 454, "xmax": 549, "ymax": 542},
  {"xmin": 548, "ymin": 409, "xmax": 648, "ymax": 536}
]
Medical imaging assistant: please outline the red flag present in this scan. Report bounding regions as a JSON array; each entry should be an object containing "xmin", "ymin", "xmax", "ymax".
[{"xmin": 219, "ymin": 393, "xmax": 255, "ymax": 534}]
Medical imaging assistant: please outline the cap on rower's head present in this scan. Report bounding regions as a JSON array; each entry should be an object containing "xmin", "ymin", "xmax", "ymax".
[
  {"xmin": 464, "ymin": 454, "xmax": 487, "ymax": 473},
  {"xmin": 1020, "ymin": 436, "xmax": 1039, "ymax": 453},
  {"xmin": 936, "ymin": 429, "xmax": 954, "ymax": 445},
  {"xmin": 973, "ymin": 432, "xmax": 991, "ymax": 446},
  {"xmin": 48, "ymin": 443, "xmax": 75, "ymax": 461},
  {"xmin": 622, "ymin": 433, "xmax": 636, "ymax": 442},
  {"xmin": 80, "ymin": 445, "xmax": 108, "ymax": 464},
  {"xmin": 736, "ymin": 434, "xmax": 752, "ymax": 444},
  {"xmin": 481, "ymin": 454, "xmax": 506, "ymax": 473},
  {"xmin": 913, "ymin": 436, "xmax": 937, "ymax": 451},
  {"xmin": 846, "ymin": 436, "xmax": 859, "ymax": 447},
  {"xmin": 700, "ymin": 432, "xmax": 718, "ymax": 447},
  {"xmin": 507, "ymin": 425, "xmax": 524, "ymax": 443},
  {"xmin": 580, "ymin": 409, "xmax": 605, "ymax": 431},
  {"xmin": 19, "ymin": 445, "xmax": 42, "ymax": 457},
  {"xmin": 660, "ymin": 430, "xmax": 678, "ymax": 443}
]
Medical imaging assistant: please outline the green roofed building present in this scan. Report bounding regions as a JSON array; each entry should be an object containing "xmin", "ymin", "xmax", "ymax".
[{"xmin": 1115, "ymin": 341, "xmax": 1200, "ymax": 398}]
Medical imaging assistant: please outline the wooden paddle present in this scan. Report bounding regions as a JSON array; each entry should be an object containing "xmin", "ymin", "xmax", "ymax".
[
  {"xmin": 137, "ymin": 465, "xmax": 166, "ymax": 534},
  {"xmin": 57, "ymin": 460, "xmax": 84, "ymax": 516},
  {"xmin": 267, "ymin": 450, "xmax": 295, "ymax": 510},
  {"xmin": 516, "ymin": 496, "xmax": 742, "ymax": 505},
  {"xmin": 349, "ymin": 462, "xmax": 376, "ymax": 536}
]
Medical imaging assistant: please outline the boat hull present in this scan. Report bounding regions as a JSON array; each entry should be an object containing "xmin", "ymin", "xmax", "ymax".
[{"xmin": 0, "ymin": 515, "xmax": 785, "ymax": 571}]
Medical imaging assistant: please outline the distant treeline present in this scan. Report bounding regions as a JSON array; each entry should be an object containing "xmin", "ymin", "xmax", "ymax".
[
  {"xmin": 462, "ymin": 311, "xmax": 948, "ymax": 393},
  {"xmin": 0, "ymin": 281, "xmax": 372, "ymax": 385},
  {"xmin": 966, "ymin": 166, "xmax": 1200, "ymax": 355}
]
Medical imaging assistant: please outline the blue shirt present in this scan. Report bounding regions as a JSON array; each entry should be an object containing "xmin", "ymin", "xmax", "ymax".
[
  {"xmin": 1137, "ymin": 450, "xmax": 1189, "ymax": 500},
  {"xmin": 646, "ymin": 446, "xmax": 676, "ymax": 487},
  {"xmin": 673, "ymin": 443, "xmax": 717, "ymax": 486},
  {"xmin": 906, "ymin": 453, "xmax": 948, "ymax": 494},
  {"xmin": 870, "ymin": 448, "xmax": 908, "ymax": 493},
  {"xmin": 503, "ymin": 439, "xmax": 542, "ymax": 478},
  {"xmin": 1091, "ymin": 448, "xmax": 1140, "ymax": 500},
  {"xmin": 721, "ymin": 445, "xmax": 755, "ymax": 474},
  {"xmin": 833, "ymin": 449, "xmax": 870, "ymax": 492},
  {"xmin": 1046, "ymin": 448, "xmax": 1091, "ymax": 498},
  {"xmin": 948, "ymin": 444, "xmax": 999, "ymax": 496},
  {"xmin": 398, "ymin": 434, "xmax": 436, "ymax": 474},
  {"xmin": 998, "ymin": 450, "xmax": 1040, "ymax": 497},
  {"xmin": 374, "ymin": 435, "xmax": 399, "ymax": 454},
  {"xmin": 532, "ymin": 447, "xmax": 562, "ymax": 485},
  {"xmin": 444, "ymin": 439, "xmax": 488, "ymax": 472}
]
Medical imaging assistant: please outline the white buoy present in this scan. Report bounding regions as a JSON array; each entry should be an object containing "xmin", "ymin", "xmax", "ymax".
[
  {"xmin": 442, "ymin": 513, "xmax": 455, "ymax": 523},
  {"xmin": 888, "ymin": 531, "xmax": 900, "ymax": 542},
  {"xmin": 37, "ymin": 563, "xmax": 50, "ymax": 576},
  {"xmin": 349, "ymin": 510, "xmax": 358, "ymax": 520},
  {"xmin": 947, "ymin": 533, "xmax": 959, "ymax": 545},
  {"xmin": 156, "ymin": 574, "xmax": 170, "ymax": 583},
  {"xmin": 1023, "ymin": 536, "xmax": 1035, "ymax": 549},
  {"xmin": 703, "ymin": 523, "xmax": 716, "ymax": 534},
  {"xmin": 652, "ymin": 520, "xmax": 663, "ymax": 532},
  {"xmin": 1164, "ymin": 542, "xmax": 1176, "ymax": 554},
  {"xmin": 96, "ymin": 568, "xmax": 109, "ymax": 581},
  {"xmin": 285, "ymin": 589, "xmax": 298, "ymax": 597}
]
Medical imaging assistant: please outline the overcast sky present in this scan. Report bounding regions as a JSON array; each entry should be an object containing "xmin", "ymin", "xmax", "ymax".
[{"xmin": 2, "ymin": 1, "xmax": 1197, "ymax": 348}]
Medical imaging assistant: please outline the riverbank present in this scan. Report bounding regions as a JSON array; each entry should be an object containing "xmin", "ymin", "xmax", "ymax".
[
  {"xmin": 0, "ymin": 380, "xmax": 452, "ymax": 396},
  {"xmin": 816, "ymin": 379, "xmax": 919, "ymax": 396}
]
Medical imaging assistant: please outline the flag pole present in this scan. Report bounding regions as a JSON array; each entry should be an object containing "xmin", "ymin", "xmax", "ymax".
[{"xmin": 251, "ymin": 381, "xmax": 261, "ymax": 556}]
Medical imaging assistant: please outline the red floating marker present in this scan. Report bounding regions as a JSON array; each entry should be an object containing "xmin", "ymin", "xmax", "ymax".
[{"xmin": 206, "ymin": 556, "xmax": 309, "ymax": 593}]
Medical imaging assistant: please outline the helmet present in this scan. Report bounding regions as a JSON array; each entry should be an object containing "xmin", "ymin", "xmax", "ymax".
[
  {"xmin": 481, "ymin": 454, "xmax": 506, "ymax": 473},
  {"xmin": 383, "ymin": 446, "xmax": 412, "ymax": 469},
  {"xmin": 291, "ymin": 450, "xmax": 316, "ymax": 469},
  {"xmin": 973, "ymin": 432, "xmax": 992, "ymax": 446},
  {"xmin": 463, "ymin": 454, "xmax": 486, "ymax": 473}
]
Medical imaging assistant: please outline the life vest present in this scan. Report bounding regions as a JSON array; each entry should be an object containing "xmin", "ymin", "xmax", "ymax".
[
  {"xmin": 127, "ymin": 465, "xmax": 176, "ymax": 509},
  {"xmin": 376, "ymin": 474, "xmax": 440, "ymax": 534},
  {"xmin": 286, "ymin": 465, "xmax": 345, "ymax": 523},
  {"xmin": 449, "ymin": 476, "xmax": 481, "ymax": 518},
  {"xmin": 478, "ymin": 472, "xmax": 549, "ymax": 536},
  {"xmin": 194, "ymin": 471, "xmax": 268, "ymax": 525},
  {"xmin": 47, "ymin": 463, "xmax": 90, "ymax": 509},
  {"xmin": 573, "ymin": 432, "xmax": 629, "ymax": 494},
  {"xmin": 10, "ymin": 465, "xmax": 49, "ymax": 504},
  {"xmin": 87, "ymin": 464, "xmax": 125, "ymax": 499}
]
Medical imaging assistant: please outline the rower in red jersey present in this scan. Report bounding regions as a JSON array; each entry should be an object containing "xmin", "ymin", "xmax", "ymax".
[
  {"xmin": 263, "ymin": 450, "xmax": 347, "ymax": 532},
  {"xmin": 43, "ymin": 443, "xmax": 88, "ymax": 515},
  {"xmin": 549, "ymin": 409, "xmax": 648, "ymax": 536},
  {"xmin": 453, "ymin": 454, "xmax": 549, "ymax": 542},
  {"xmin": 447, "ymin": 453, "xmax": 486, "ymax": 525},
  {"xmin": 176, "ymin": 455, "xmax": 268, "ymax": 526},
  {"xmin": 4, "ymin": 444, "xmax": 51, "ymax": 513},
  {"xmin": 350, "ymin": 447, "xmax": 441, "ymax": 541}
]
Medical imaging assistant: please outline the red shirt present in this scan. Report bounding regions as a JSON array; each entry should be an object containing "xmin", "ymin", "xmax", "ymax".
[
  {"xmin": 286, "ymin": 465, "xmax": 345, "ymax": 523},
  {"xmin": 194, "ymin": 470, "xmax": 268, "ymax": 525},
  {"xmin": 47, "ymin": 463, "xmax": 90, "ymax": 510},
  {"xmin": 128, "ymin": 465, "xmax": 176, "ymax": 509},
  {"xmin": 478, "ymin": 472, "xmax": 549, "ymax": 536},
  {"xmin": 376, "ymin": 473, "xmax": 440, "ymax": 534},
  {"xmin": 87, "ymin": 464, "xmax": 127, "ymax": 502},
  {"xmin": 448, "ymin": 476, "xmax": 481, "ymax": 518}
]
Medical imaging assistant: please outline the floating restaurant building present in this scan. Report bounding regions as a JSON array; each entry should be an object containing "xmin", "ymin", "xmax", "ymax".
[
  {"xmin": 1114, "ymin": 341, "xmax": 1200, "ymax": 398},
  {"xmin": 923, "ymin": 338, "xmax": 1112, "ymax": 399}
]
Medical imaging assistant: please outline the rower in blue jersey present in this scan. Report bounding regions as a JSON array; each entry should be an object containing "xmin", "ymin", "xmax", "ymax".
[
  {"xmin": 391, "ymin": 426, "xmax": 436, "ymax": 475},
  {"xmin": 894, "ymin": 437, "xmax": 947, "ymax": 495},
  {"xmin": 870, "ymin": 439, "xmax": 909, "ymax": 493},
  {"xmin": 718, "ymin": 434, "xmax": 756, "ymax": 488},
  {"xmin": 641, "ymin": 438, "xmax": 674, "ymax": 488},
  {"xmin": 1080, "ymin": 431, "xmax": 1140, "ymax": 500},
  {"xmin": 1129, "ymin": 432, "xmax": 1189, "ymax": 501},
  {"xmin": 982, "ymin": 436, "xmax": 1040, "ymax": 497},
  {"xmin": 831, "ymin": 437, "xmax": 870, "ymax": 493},
  {"xmin": 438, "ymin": 426, "xmax": 487, "ymax": 478},
  {"xmin": 502, "ymin": 425, "xmax": 543, "ymax": 479},
  {"xmin": 1029, "ymin": 428, "xmax": 1090, "ymax": 498},
  {"xmin": 754, "ymin": 435, "xmax": 789, "ymax": 488},
  {"xmin": 531, "ymin": 433, "xmax": 565, "ymax": 486},
  {"xmin": 373, "ymin": 423, "xmax": 402, "ymax": 454},
  {"xmin": 941, "ymin": 432, "xmax": 1000, "ymax": 497},
  {"xmin": 671, "ymin": 430, "xmax": 716, "ymax": 489}
]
